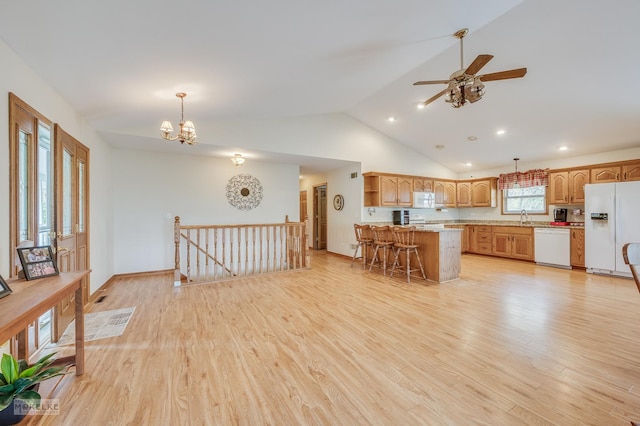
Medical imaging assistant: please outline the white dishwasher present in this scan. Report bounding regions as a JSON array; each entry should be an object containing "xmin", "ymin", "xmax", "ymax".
[{"xmin": 534, "ymin": 227, "xmax": 571, "ymax": 269}]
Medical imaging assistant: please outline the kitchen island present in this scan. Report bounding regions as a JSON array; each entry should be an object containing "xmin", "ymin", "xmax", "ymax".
[
  {"xmin": 413, "ymin": 227, "xmax": 462, "ymax": 282},
  {"xmin": 364, "ymin": 224, "xmax": 462, "ymax": 283}
]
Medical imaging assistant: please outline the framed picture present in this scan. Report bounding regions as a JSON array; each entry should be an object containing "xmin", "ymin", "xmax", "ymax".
[
  {"xmin": 16, "ymin": 245, "xmax": 60, "ymax": 280},
  {"xmin": 0, "ymin": 275, "xmax": 11, "ymax": 299}
]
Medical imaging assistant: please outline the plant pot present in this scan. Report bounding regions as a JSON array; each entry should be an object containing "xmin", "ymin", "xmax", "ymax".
[
  {"xmin": 0, "ymin": 402, "xmax": 29, "ymax": 426},
  {"xmin": 0, "ymin": 384, "xmax": 40, "ymax": 426}
]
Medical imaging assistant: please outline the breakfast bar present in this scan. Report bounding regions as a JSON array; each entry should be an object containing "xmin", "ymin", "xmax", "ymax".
[{"xmin": 413, "ymin": 227, "xmax": 462, "ymax": 282}]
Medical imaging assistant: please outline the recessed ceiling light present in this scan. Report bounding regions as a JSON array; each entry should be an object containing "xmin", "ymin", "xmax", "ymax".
[
  {"xmin": 467, "ymin": 136, "xmax": 477, "ymax": 141},
  {"xmin": 465, "ymin": 162, "xmax": 472, "ymax": 166},
  {"xmin": 417, "ymin": 103, "xmax": 425, "ymax": 110},
  {"xmin": 435, "ymin": 144, "xmax": 445, "ymax": 149},
  {"xmin": 388, "ymin": 116, "xmax": 396, "ymax": 122},
  {"xmin": 558, "ymin": 146, "xmax": 568, "ymax": 151},
  {"xmin": 496, "ymin": 129, "xmax": 506, "ymax": 135}
]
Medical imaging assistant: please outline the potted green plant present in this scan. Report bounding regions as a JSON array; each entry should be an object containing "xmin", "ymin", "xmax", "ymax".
[{"xmin": 0, "ymin": 352, "xmax": 70, "ymax": 425}]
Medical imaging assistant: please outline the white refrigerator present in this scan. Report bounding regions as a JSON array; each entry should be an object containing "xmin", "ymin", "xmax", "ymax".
[{"xmin": 585, "ymin": 181, "xmax": 640, "ymax": 277}]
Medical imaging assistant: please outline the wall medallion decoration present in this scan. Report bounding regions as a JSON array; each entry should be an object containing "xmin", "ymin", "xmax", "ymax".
[{"xmin": 226, "ymin": 174, "xmax": 263, "ymax": 211}]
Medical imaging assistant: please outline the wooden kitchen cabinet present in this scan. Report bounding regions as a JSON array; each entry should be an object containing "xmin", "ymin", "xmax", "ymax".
[
  {"xmin": 363, "ymin": 173, "xmax": 381, "ymax": 207},
  {"xmin": 548, "ymin": 169, "xmax": 589, "ymax": 204},
  {"xmin": 413, "ymin": 178, "xmax": 433, "ymax": 192},
  {"xmin": 456, "ymin": 182, "xmax": 472, "ymax": 207},
  {"xmin": 471, "ymin": 179, "xmax": 497, "ymax": 207},
  {"xmin": 549, "ymin": 172, "xmax": 568, "ymax": 204},
  {"xmin": 468, "ymin": 225, "xmax": 492, "ymax": 255},
  {"xmin": 491, "ymin": 226, "xmax": 534, "ymax": 260},
  {"xmin": 622, "ymin": 161, "xmax": 640, "ymax": 182},
  {"xmin": 434, "ymin": 181, "xmax": 456, "ymax": 207},
  {"xmin": 380, "ymin": 176, "xmax": 412, "ymax": 206},
  {"xmin": 570, "ymin": 228, "xmax": 585, "ymax": 268},
  {"xmin": 363, "ymin": 173, "xmax": 411, "ymax": 207},
  {"xmin": 567, "ymin": 169, "xmax": 589, "ymax": 204},
  {"xmin": 591, "ymin": 166, "xmax": 621, "ymax": 183}
]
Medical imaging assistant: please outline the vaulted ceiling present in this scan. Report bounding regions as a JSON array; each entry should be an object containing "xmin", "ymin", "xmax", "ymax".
[{"xmin": 1, "ymin": 0, "xmax": 639, "ymax": 173}]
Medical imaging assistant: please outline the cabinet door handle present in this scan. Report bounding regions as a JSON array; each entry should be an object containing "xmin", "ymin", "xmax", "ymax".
[
  {"xmin": 624, "ymin": 172, "xmax": 627, "ymax": 180},
  {"xmin": 565, "ymin": 195, "xmax": 568, "ymax": 202},
  {"xmin": 617, "ymin": 173, "xmax": 620, "ymax": 180}
]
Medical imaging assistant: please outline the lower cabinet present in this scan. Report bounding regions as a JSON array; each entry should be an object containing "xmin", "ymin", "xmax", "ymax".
[
  {"xmin": 570, "ymin": 228, "xmax": 585, "ymax": 267},
  {"xmin": 468, "ymin": 225, "xmax": 534, "ymax": 261},
  {"xmin": 468, "ymin": 225, "xmax": 492, "ymax": 255},
  {"xmin": 491, "ymin": 227, "xmax": 534, "ymax": 260}
]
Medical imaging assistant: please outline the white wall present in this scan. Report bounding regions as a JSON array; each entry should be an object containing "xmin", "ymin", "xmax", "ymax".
[
  {"xmin": 326, "ymin": 165, "xmax": 363, "ymax": 256},
  {"xmin": 0, "ymin": 38, "xmax": 113, "ymax": 294},
  {"xmin": 111, "ymin": 149, "xmax": 299, "ymax": 274}
]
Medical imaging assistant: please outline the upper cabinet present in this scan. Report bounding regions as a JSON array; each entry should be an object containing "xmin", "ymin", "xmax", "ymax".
[
  {"xmin": 568, "ymin": 169, "xmax": 589, "ymax": 204},
  {"xmin": 549, "ymin": 169, "xmax": 589, "ymax": 204},
  {"xmin": 591, "ymin": 166, "xmax": 621, "ymax": 183},
  {"xmin": 413, "ymin": 178, "xmax": 434, "ymax": 192},
  {"xmin": 456, "ymin": 182, "xmax": 472, "ymax": 207},
  {"xmin": 434, "ymin": 181, "xmax": 456, "ymax": 208},
  {"xmin": 622, "ymin": 161, "xmax": 640, "ymax": 182},
  {"xmin": 470, "ymin": 179, "xmax": 497, "ymax": 207},
  {"xmin": 364, "ymin": 173, "xmax": 412, "ymax": 207},
  {"xmin": 363, "ymin": 159, "xmax": 638, "ymax": 210}
]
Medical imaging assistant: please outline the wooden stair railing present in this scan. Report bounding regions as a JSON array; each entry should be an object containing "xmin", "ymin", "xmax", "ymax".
[{"xmin": 174, "ymin": 216, "xmax": 309, "ymax": 285}]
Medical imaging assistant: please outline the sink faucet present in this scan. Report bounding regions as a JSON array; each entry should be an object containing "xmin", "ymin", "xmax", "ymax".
[{"xmin": 520, "ymin": 209, "xmax": 529, "ymax": 225}]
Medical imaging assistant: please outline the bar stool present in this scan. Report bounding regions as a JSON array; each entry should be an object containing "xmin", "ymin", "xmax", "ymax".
[
  {"xmin": 351, "ymin": 224, "xmax": 374, "ymax": 268},
  {"xmin": 390, "ymin": 226, "xmax": 426, "ymax": 283},
  {"xmin": 369, "ymin": 225, "xmax": 395, "ymax": 276}
]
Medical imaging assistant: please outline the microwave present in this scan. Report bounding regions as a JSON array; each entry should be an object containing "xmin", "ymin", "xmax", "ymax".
[{"xmin": 413, "ymin": 192, "xmax": 435, "ymax": 209}]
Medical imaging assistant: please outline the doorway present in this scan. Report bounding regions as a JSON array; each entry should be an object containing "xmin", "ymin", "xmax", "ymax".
[{"xmin": 313, "ymin": 184, "xmax": 327, "ymax": 250}]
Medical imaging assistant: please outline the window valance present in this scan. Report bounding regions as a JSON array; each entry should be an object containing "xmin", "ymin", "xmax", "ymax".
[{"xmin": 498, "ymin": 169, "xmax": 548, "ymax": 190}]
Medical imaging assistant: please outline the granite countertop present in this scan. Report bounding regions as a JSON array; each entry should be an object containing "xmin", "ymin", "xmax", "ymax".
[
  {"xmin": 363, "ymin": 220, "xmax": 585, "ymax": 229},
  {"xmin": 433, "ymin": 220, "xmax": 584, "ymax": 229}
]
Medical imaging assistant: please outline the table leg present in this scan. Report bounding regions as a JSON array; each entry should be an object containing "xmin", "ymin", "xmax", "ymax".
[{"xmin": 74, "ymin": 285, "xmax": 84, "ymax": 375}]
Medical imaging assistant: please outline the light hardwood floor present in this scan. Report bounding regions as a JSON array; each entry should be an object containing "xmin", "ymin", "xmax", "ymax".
[{"xmin": 25, "ymin": 252, "xmax": 640, "ymax": 425}]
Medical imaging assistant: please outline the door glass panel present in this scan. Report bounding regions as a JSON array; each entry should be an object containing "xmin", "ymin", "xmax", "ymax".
[
  {"xmin": 78, "ymin": 160, "xmax": 85, "ymax": 233},
  {"xmin": 62, "ymin": 149, "xmax": 73, "ymax": 235},
  {"xmin": 37, "ymin": 123, "xmax": 53, "ymax": 245},
  {"xmin": 18, "ymin": 130, "xmax": 31, "ymax": 243}
]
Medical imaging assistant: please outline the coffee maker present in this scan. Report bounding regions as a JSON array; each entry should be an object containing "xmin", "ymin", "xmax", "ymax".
[{"xmin": 553, "ymin": 208, "xmax": 568, "ymax": 222}]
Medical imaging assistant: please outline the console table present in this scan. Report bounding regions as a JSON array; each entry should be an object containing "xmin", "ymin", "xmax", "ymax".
[{"xmin": 0, "ymin": 270, "xmax": 90, "ymax": 375}]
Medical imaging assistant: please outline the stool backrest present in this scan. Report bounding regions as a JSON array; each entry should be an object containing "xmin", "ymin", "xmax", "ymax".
[
  {"xmin": 623, "ymin": 243, "xmax": 640, "ymax": 294},
  {"xmin": 371, "ymin": 225, "xmax": 393, "ymax": 243},
  {"xmin": 354, "ymin": 224, "xmax": 372, "ymax": 242},
  {"xmin": 392, "ymin": 226, "xmax": 416, "ymax": 246}
]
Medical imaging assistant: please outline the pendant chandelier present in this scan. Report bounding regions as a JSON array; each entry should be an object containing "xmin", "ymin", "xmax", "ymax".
[{"xmin": 160, "ymin": 92, "xmax": 197, "ymax": 145}]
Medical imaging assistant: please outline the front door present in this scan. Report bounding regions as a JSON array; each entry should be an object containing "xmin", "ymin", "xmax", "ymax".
[{"xmin": 53, "ymin": 125, "xmax": 90, "ymax": 341}]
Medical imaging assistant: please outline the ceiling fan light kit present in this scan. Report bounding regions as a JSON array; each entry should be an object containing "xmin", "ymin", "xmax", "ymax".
[{"xmin": 414, "ymin": 28, "xmax": 527, "ymax": 108}]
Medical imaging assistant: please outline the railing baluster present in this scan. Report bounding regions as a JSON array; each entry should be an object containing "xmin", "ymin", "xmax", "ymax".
[
  {"xmin": 176, "ymin": 218, "xmax": 309, "ymax": 283},
  {"xmin": 186, "ymin": 228, "xmax": 192, "ymax": 284}
]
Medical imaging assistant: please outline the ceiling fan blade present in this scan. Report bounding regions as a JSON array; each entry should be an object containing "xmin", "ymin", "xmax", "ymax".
[
  {"xmin": 413, "ymin": 79, "xmax": 449, "ymax": 85},
  {"xmin": 478, "ymin": 68, "xmax": 527, "ymax": 82},
  {"xmin": 421, "ymin": 88, "xmax": 448, "ymax": 107},
  {"xmin": 464, "ymin": 54, "xmax": 493, "ymax": 76}
]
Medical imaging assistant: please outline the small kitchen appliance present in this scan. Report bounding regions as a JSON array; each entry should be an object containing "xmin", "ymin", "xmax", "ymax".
[
  {"xmin": 551, "ymin": 208, "xmax": 569, "ymax": 226},
  {"xmin": 393, "ymin": 210, "xmax": 410, "ymax": 225}
]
